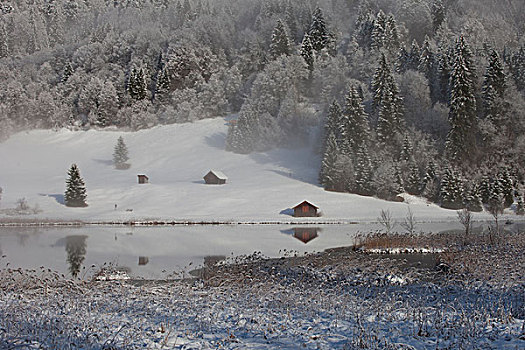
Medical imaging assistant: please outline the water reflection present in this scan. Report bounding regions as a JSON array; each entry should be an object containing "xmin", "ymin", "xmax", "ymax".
[
  {"xmin": 65, "ymin": 235, "xmax": 87, "ymax": 277},
  {"xmin": 0, "ymin": 222, "xmax": 471, "ymax": 279},
  {"xmin": 281, "ymin": 227, "xmax": 320, "ymax": 244}
]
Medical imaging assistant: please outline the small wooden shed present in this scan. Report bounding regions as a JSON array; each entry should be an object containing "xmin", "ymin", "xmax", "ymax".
[
  {"xmin": 204, "ymin": 170, "xmax": 227, "ymax": 185},
  {"xmin": 137, "ymin": 174, "xmax": 149, "ymax": 184},
  {"xmin": 292, "ymin": 200, "xmax": 319, "ymax": 217}
]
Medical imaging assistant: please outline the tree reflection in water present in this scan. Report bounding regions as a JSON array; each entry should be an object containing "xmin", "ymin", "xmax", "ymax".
[{"xmin": 65, "ymin": 235, "xmax": 87, "ymax": 277}]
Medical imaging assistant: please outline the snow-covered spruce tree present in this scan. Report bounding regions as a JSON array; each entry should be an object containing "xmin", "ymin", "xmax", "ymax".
[
  {"xmin": 154, "ymin": 66, "xmax": 171, "ymax": 103},
  {"xmin": 406, "ymin": 163, "xmax": 422, "ymax": 195},
  {"xmin": 353, "ymin": 145, "xmax": 374, "ymax": 196},
  {"xmin": 400, "ymin": 135, "xmax": 413, "ymax": 162},
  {"xmin": 396, "ymin": 46, "xmax": 410, "ymax": 74},
  {"xmin": 422, "ymin": 160, "xmax": 440, "ymax": 202},
  {"xmin": 319, "ymin": 131, "xmax": 339, "ymax": 191},
  {"xmin": 431, "ymin": 0, "xmax": 445, "ymax": 33},
  {"xmin": 371, "ymin": 10, "xmax": 386, "ymax": 51},
  {"xmin": 0, "ymin": 21, "xmax": 9, "ymax": 58},
  {"xmin": 464, "ymin": 183, "xmax": 483, "ymax": 212},
  {"xmin": 384, "ymin": 14, "xmax": 400, "ymax": 55},
  {"xmin": 340, "ymin": 85, "xmax": 370, "ymax": 155},
  {"xmin": 508, "ymin": 45, "xmax": 525, "ymax": 92},
  {"xmin": 308, "ymin": 7, "xmax": 329, "ymax": 53},
  {"xmin": 437, "ymin": 47, "xmax": 452, "ymax": 104},
  {"xmin": 226, "ymin": 104, "xmax": 257, "ymax": 153},
  {"xmin": 322, "ymin": 100, "xmax": 342, "ymax": 153},
  {"xmin": 440, "ymin": 166, "xmax": 464, "ymax": 210},
  {"xmin": 300, "ymin": 33, "xmax": 314, "ymax": 72},
  {"xmin": 419, "ymin": 36, "xmax": 438, "ymax": 102},
  {"xmin": 445, "ymin": 36, "xmax": 477, "ymax": 165},
  {"xmin": 407, "ymin": 40, "xmax": 421, "ymax": 72},
  {"xmin": 354, "ymin": 8, "xmax": 375, "ymax": 51},
  {"xmin": 516, "ymin": 191, "xmax": 524, "ymax": 215},
  {"xmin": 478, "ymin": 173, "xmax": 492, "ymax": 204},
  {"xmin": 269, "ymin": 19, "xmax": 291, "ymax": 60},
  {"xmin": 65, "ymin": 164, "xmax": 87, "ymax": 207},
  {"xmin": 113, "ymin": 136, "xmax": 130, "ymax": 169},
  {"xmin": 497, "ymin": 168, "xmax": 514, "ymax": 207},
  {"xmin": 373, "ymin": 54, "xmax": 404, "ymax": 150},
  {"xmin": 127, "ymin": 67, "xmax": 148, "ymax": 101},
  {"xmin": 482, "ymin": 49, "xmax": 506, "ymax": 119}
]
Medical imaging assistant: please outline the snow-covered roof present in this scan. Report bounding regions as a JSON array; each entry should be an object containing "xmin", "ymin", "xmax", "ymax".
[
  {"xmin": 208, "ymin": 170, "xmax": 227, "ymax": 180},
  {"xmin": 293, "ymin": 200, "xmax": 319, "ymax": 209}
]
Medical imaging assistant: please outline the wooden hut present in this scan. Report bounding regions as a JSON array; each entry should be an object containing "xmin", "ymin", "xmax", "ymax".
[
  {"xmin": 137, "ymin": 174, "xmax": 149, "ymax": 184},
  {"xmin": 138, "ymin": 256, "xmax": 149, "ymax": 266},
  {"xmin": 292, "ymin": 200, "xmax": 319, "ymax": 217},
  {"xmin": 203, "ymin": 170, "xmax": 227, "ymax": 184}
]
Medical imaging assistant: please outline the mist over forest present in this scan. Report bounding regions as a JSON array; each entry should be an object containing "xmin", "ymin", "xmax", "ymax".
[{"xmin": 1, "ymin": 0, "xmax": 524, "ymax": 210}]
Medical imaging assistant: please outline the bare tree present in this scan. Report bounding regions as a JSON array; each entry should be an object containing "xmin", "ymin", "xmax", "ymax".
[
  {"xmin": 457, "ymin": 208, "xmax": 473, "ymax": 245},
  {"xmin": 486, "ymin": 194, "xmax": 505, "ymax": 245},
  {"xmin": 401, "ymin": 205, "xmax": 417, "ymax": 235},
  {"xmin": 378, "ymin": 209, "xmax": 396, "ymax": 234}
]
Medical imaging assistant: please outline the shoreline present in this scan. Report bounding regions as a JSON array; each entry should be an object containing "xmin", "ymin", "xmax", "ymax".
[{"xmin": 1, "ymin": 217, "xmax": 522, "ymax": 227}]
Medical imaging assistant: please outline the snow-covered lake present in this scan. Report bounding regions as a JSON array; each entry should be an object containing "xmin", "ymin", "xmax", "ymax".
[{"xmin": 0, "ymin": 222, "xmax": 468, "ymax": 279}]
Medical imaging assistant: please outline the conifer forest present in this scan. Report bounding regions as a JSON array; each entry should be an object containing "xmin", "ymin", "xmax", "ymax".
[{"xmin": 1, "ymin": 0, "xmax": 525, "ymax": 210}]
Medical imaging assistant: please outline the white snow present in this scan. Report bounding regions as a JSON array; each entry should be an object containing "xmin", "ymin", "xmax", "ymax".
[{"xmin": 0, "ymin": 117, "xmax": 518, "ymax": 223}]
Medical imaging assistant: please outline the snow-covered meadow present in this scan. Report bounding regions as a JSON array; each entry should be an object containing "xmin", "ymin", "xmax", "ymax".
[{"xmin": 0, "ymin": 117, "xmax": 513, "ymax": 224}]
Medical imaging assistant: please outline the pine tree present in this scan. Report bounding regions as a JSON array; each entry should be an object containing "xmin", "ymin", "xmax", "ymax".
[
  {"xmin": 372, "ymin": 53, "xmax": 392, "ymax": 110},
  {"xmin": 422, "ymin": 160, "xmax": 439, "ymax": 201},
  {"xmin": 419, "ymin": 36, "xmax": 438, "ymax": 102},
  {"xmin": 445, "ymin": 36, "xmax": 477, "ymax": 165},
  {"xmin": 508, "ymin": 45, "xmax": 525, "ymax": 91},
  {"xmin": 406, "ymin": 163, "xmax": 422, "ymax": 195},
  {"xmin": 431, "ymin": 0, "xmax": 445, "ymax": 33},
  {"xmin": 0, "ymin": 21, "xmax": 9, "ymax": 58},
  {"xmin": 61, "ymin": 62, "xmax": 73, "ymax": 83},
  {"xmin": 407, "ymin": 40, "xmax": 421, "ymax": 71},
  {"xmin": 128, "ymin": 67, "xmax": 148, "ymax": 100},
  {"xmin": 319, "ymin": 131, "xmax": 339, "ymax": 190},
  {"xmin": 478, "ymin": 173, "xmax": 492, "ymax": 204},
  {"xmin": 400, "ymin": 135, "xmax": 413, "ymax": 162},
  {"xmin": 269, "ymin": 19, "xmax": 291, "ymax": 59},
  {"xmin": 464, "ymin": 184, "xmax": 483, "ymax": 212},
  {"xmin": 308, "ymin": 7, "xmax": 329, "ymax": 52},
  {"xmin": 371, "ymin": 10, "xmax": 386, "ymax": 51},
  {"xmin": 437, "ymin": 48, "xmax": 452, "ymax": 104},
  {"xmin": 300, "ymin": 33, "xmax": 314, "ymax": 71},
  {"xmin": 384, "ymin": 14, "xmax": 400, "ymax": 54},
  {"xmin": 482, "ymin": 49, "xmax": 506, "ymax": 119},
  {"xmin": 516, "ymin": 191, "xmax": 524, "ymax": 215},
  {"xmin": 113, "ymin": 136, "xmax": 130, "ymax": 169},
  {"xmin": 354, "ymin": 9, "xmax": 374, "ymax": 50},
  {"xmin": 353, "ymin": 145, "xmax": 374, "ymax": 196},
  {"xmin": 396, "ymin": 46, "xmax": 410, "ymax": 74},
  {"xmin": 340, "ymin": 86, "xmax": 370, "ymax": 155},
  {"xmin": 440, "ymin": 167, "xmax": 464, "ymax": 209},
  {"xmin": 155, "ymin": 66, "xmax": 171, "ymax": 102},
  {"xmin": 374, "ymin": 55, "xmax": 404, "ymax": 149},
  {"xmin": 497, "ymin": 168, "xmax": 514, "ymax": 207},
  {"xmin": 323, "ymin": 100, "xmax": 342, "ymax": 153},
  {"xmin": 394, "ymin": 166, "xmax": 405, "ymax": 194},
  {"xmin": 65, "ymin": 164, "xmax": 87, "ymax": 207}
]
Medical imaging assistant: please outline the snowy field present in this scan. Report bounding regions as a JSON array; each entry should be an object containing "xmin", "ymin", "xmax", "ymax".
[{"xmin": 0, "ymin": 117, "xmax": 517, "ymax": 224}]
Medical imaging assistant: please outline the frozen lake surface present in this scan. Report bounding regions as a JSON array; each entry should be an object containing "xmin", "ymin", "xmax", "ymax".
[{"xmin": 0, "ymin": 222, "xmax": 472, "ymax": 279}]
